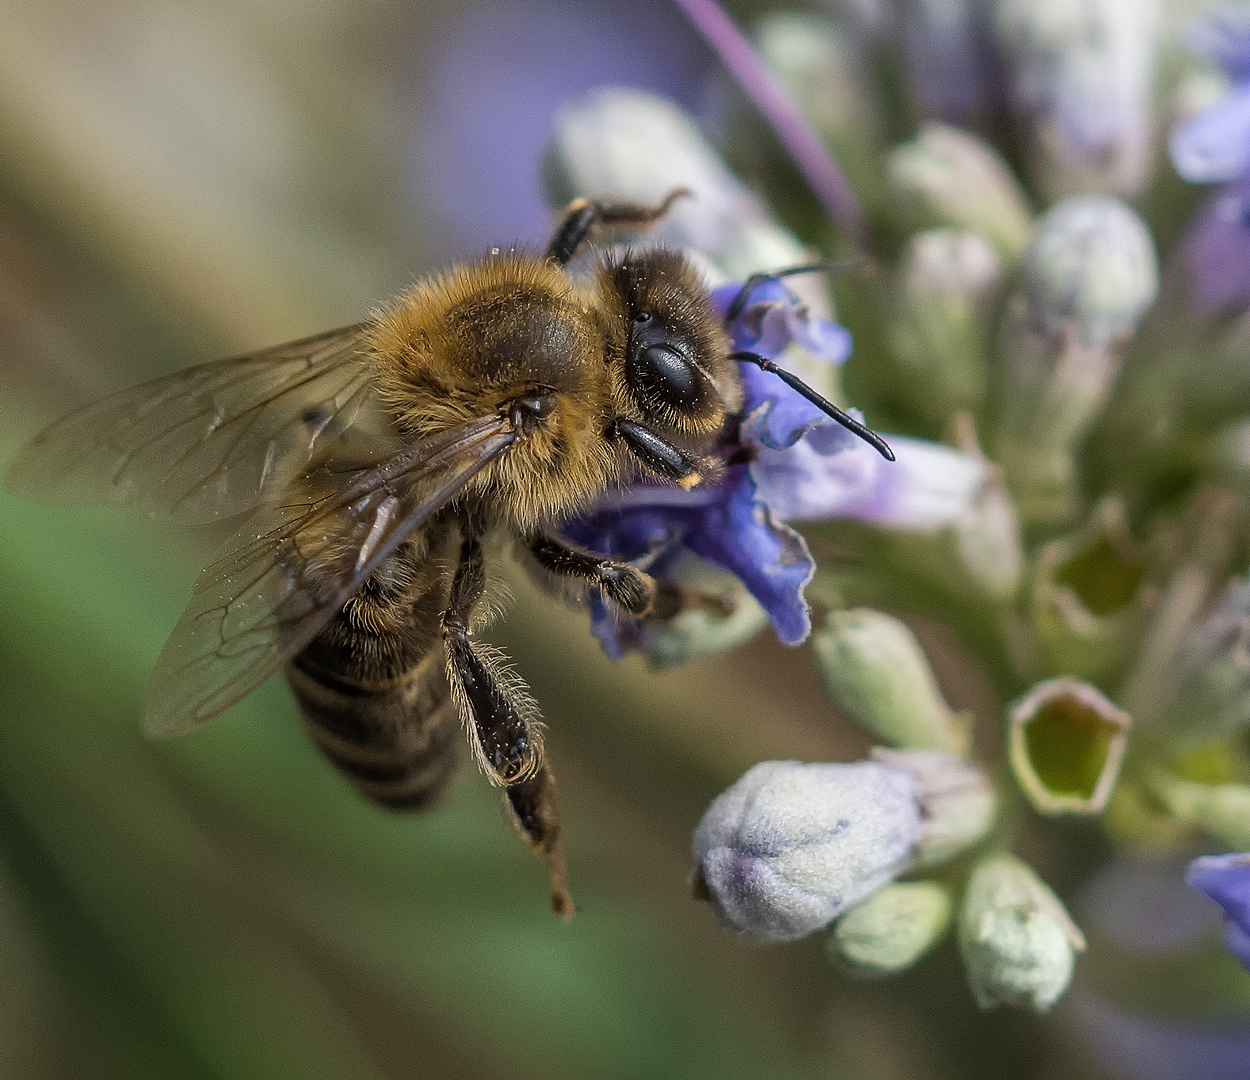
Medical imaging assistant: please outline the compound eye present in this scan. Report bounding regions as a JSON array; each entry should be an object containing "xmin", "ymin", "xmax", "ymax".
[{"xmin": 626, "ymin": 319, "xmax": 707, "ymax": 416}]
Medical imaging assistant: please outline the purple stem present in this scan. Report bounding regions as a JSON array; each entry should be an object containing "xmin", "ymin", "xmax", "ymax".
[{"xmin": 673, "ymin": 0, "xmax": 868, "ymax": 248}]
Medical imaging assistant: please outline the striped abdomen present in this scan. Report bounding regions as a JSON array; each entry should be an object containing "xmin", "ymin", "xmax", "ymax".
[{"xmin": 285, "ymin": 525, "xmax": 462, "ymax": 809}]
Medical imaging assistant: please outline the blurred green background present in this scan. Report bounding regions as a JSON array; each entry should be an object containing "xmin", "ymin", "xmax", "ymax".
[{"xmin": 0, "ymin": 2, "xmax": 1217, "ymax": 1077}]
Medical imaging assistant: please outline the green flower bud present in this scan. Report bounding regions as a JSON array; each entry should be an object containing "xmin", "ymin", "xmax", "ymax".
[
  {"xmin": 886, "ymin": 123, "xmax": 1033, "ymax": 264},
  {"xmin": 1030, "ymin": 497, "xmax": 1151, "ymax": 683},
  {"xmin": 1008, "ymin": 678, "xmax": 1131, "ymax": 816},
  {"xmin": 1207, "ymin": 419, "xmax": 1250, "ymax": 501},
  {"xmin": 1156, "ymin": 578, "xmax": 1250, "ymax": 750},
  {"xmin": 831, "ymin": 881, "xmax": 953, "ymax": 974},
  {"xmin": 813, "ymin": 609, "xmax": 968, "ymax": 753},
  {"xmin": 1146, "ymin": 770, "xmax": 1250, "ymax": 852},
  {"xmin": 889, "ymin": 229, "xmax": 1003, "ymax": 421},
  {"xmin": 754, "ymin": 12, "xmax": 883, "ymax": 210},
  {"xmin": 996, "ymin": 197, "xmax": 1158, "ymax": 523},
  {"xmin": 950, "ymin": 471, "xmax": 1026, "ymax": 604},
  {"xmin": 959, "ymin": 854, "xmax": 1086, "ymax": 1011},
  {"xmin": 873, "ymin": 748, "xmax": 997, "ymax": 868},
  {"xmin": 643, "ymin": 554, "xmax": 770, "ymax": 670}
]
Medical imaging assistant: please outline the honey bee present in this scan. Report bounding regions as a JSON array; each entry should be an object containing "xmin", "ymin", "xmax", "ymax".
[{"xmin": 7, "ymin": 191, "xmax": 891, "ymax": 916}]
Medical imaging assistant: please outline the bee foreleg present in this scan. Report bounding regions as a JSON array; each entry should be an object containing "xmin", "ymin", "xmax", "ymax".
[
  {"xmin": 528, "ymin": 533, "xmax": 657, "ymax": 616},
  {"xmin": 506, "ymin": 766, "xmax": 574, "ymax": 919},
  {"xmin": 443, "ymin": 534, "xmax": 542, "ymax": 785},
  {"xmin": 545, "ymin": 189, "xmax": 691, "ymax": 266}
]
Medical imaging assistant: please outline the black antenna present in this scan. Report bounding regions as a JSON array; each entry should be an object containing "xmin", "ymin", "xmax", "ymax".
[
  {"xmin": 724, "ymin": 260, "xmax": 891, "ymax": 461},
  {"xmin": 723, "ymin": 259, "xmax": 866, "ymax": 323},
  {"xmin": 730, "ymin": 351, "xmax": 894, "ymax": 461}
]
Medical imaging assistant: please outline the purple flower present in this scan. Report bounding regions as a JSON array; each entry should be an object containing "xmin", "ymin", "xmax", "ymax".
[
  {"xmin": 1170, "ymin": 13, "xmax": 1250, "ymax": 183},
  {"xmin": 1186, "ymin": 853, "xmax": 1250, "ymax": 970},
  {"xmin": 563, "ymin": 279, "xmax": 989, "ymax": 658},
  {"xmin": 1179, "ymin": 177, "xmax": 1250, "ymax": 313},
  {"xmin": 403, "ymin": 0, "xmax": 711, "ymax": 257},
  {"xmin": 1171, "ymin": 13, "xmax": 1250, "ymax": 311}
]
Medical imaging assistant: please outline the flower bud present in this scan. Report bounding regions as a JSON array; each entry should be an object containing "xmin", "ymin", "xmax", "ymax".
[
  {"xmin": 642, "ymin": 553, "xmax": 771, "ymax": 670},
  {"xmin": 996, "ymin": 197, "xmax": 1158, "ymax": 523},
  {"xmin": 753, "ymin": 12, "xmax": 883, "ymax": 209},
  {"xmin": 950, "ymin": 472, "xmax": 1026, "ymax": 604},
  {"xmin": 1147, "ymin": 771, "xmax": 1250, "ymax": 852},
  {"xmin": 692, "ymin": 760, "xmax": 922, "ymax": 941},
  {"xmin": 1156, "ymin": 578, "xmax": 1250, "ymax": 750},
  {"xmin": 886, "ymin": 123, "xmax": 1033, "ymax": 264},
  {"xmin": 995, "ymin": 0, "xmax": 1160, "ymax": 201},
  {"xmin": 858, "ymin": 458, "xmax": 1026, "ymax": 609},
  {"xmin": 1030, "ymin": 498, "xmax": 1152, "ymax": 684},
  {"xmin": 1008, "ymin": 679, "xmax": 1131, "ymax": 816},
  {"xmin": 830, "ymin": 880, "xmax": 953, "ymax": 974},
  {"xmin": 1021, "ymin": 197, "xmax": 1158, "ymax": 349},
  {"xmin": 541, "ymin": 87, "xmax": 811, "ymax": 285},
  {"xmin": 1187, "ymin": 854, "xmax": 1250, "ymax": 970},
  {"xmin": 958, "ymin": 854, "xmax": 1086, "ymax": 1011},
  {"xmin": 813, "ymin": 609, "xmax": 968, "ymax": 753},
  {"xmin": 1207, "ymin": 419, "xmax": 1250, "ymax": 503},
  {"xmin": 872, "ymin": 748, "xmax": 997, "ymax": 867},
  {"xmin": 889, "ymin": 229, "xmax": 1003, "ymax": 421}
]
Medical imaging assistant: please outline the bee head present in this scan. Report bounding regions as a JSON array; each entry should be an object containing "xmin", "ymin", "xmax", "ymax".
[{"xmin": 599, "ymin": 249, "xmax": 739, "ymax": 441}]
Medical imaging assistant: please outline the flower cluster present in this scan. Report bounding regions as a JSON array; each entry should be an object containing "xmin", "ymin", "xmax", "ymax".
[{"xmin": 535, "ymin": 0, "xmax": 1250, "ymax": 1024}]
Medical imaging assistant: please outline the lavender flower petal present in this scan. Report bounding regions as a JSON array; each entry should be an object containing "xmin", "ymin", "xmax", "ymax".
[
  {"xmin": 681, "ymin": 468, "xmax": 816, "ymax": 645},
  {"xmin": 1188, "ymin": 10, "xmax": 1250, "ymax": 82},
  {"xmin": 1170, "ymin": 83, "xmax": 1250, "ymax": 184},
  {"xmin": 1187, "ymin": 853, "xmax": 1250, "ymax": 969},
  {"xmin": 1181, "ymin": 178, "xmax": 1250, "ymax": 313},
  {"xmin": 751, "ymin": 431, "xmax": 988, "ymax": 529}
]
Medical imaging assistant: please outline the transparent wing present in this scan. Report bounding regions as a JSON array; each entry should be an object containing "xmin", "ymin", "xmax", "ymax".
[
  {"xmin": 144, "ymin": 417, "xmax": 517, "ymax": 737},
  {"xmin": 6, "ymin": 323, "xmax": 385, "ymax": 523}
]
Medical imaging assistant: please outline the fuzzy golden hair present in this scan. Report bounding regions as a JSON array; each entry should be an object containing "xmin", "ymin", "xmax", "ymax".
[{"xmin": 367, "ymin": 252, "xmax": 624, "ymax": 532}]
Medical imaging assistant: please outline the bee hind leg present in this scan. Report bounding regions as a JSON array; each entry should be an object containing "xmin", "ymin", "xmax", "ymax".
[
  {"xmin": 443, "ymin": 532, "xmax": 540, "ymax": 783},
  {"xmin": 507, "ymin": 768, "xmax": 574, "ymax": 919},
  {"xmin": 546, "ymin": 189, "xmax": 691, "ymax": 266},
  {"xmin": 443, "ymin": 531, "xmax": 574, "ymax": 915}
]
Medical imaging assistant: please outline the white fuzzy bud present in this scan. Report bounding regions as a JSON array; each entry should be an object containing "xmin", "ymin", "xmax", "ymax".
[
  {"xmin": 541, "ymin": 87, "xmax": 811, "ymax": 286},
  {"xmin": 1021, "ymin": 196, "xmax": 1158, "ymax": 349},
  {"xmin": 890, "ymin": 229, "xmax": 1003, "ymax": 420},
  {"xmin": 693, "ymin": 760, "xmax": 922, "ymax": 942},
  {"xmin": 959, "ymin": 854, "xmax": 1086, "ymax": 1011}
]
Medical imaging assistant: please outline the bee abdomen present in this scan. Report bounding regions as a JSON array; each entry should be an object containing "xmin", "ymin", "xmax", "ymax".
[{"xmin": 286, "ymin": 650, "xmax": 462, "ymax": 810}]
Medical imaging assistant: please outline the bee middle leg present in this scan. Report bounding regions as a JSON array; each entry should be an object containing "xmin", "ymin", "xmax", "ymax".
[
  {"xmin": 530, "ymin": 533, "xmax": 738, "ymax": 621},
  {"xmin": 546, "ymin": 188, "xmax": 691, "ymax": 266},
  {"xmin": 529, "ymin": 533, "xmax": 657, "ymax": 615},
  {"xmin": 443, "ymin": 531, "xmax": 573, "ymax": 916}
]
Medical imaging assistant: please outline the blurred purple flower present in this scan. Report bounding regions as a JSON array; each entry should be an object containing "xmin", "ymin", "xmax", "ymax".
[
  {"xmin": 1187, "ymin": 853, "xmax": 1250, "ymax": 970},
  {"xmin": 405, "ymin": 0, "xmax": 711, "ymax": 258},
  {"xmin": 1171, "ymin": 12, "xmax": 1250, "ymax": 183},
  {"xmin": 1179, "ymin": 176, "xmax": 1250, "ymax": 314},
  {"xmin": 1067, "ymin": 989, "xmax": 1250, "ymax": 1080},
  {"xmin": 899, "ymin": 0, "xmax": 1000, "ymax": 126},
  {"xmin": 564, "ymin": 280, "xmax": 988, "ymax": 659},
  {"xmin": 1171, "ymin": 12, "xmax": 1250, "ymax": 312}
]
